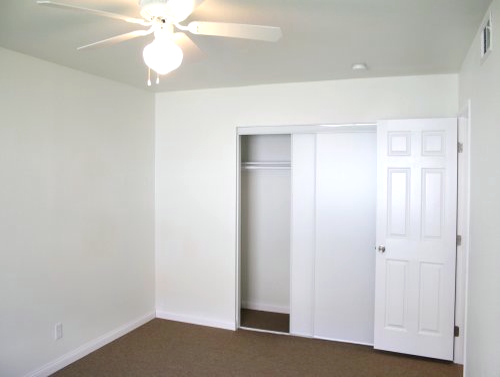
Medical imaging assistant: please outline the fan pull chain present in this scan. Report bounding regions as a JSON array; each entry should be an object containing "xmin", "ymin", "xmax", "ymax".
[{"xmin": 147, "ymin": 68, "xmax": 152, "ymax": 86}]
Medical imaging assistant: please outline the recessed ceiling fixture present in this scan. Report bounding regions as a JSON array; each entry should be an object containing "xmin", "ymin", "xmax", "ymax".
[
  {"xmin": 351, "ymin": 63, "xmax": 368, "ymax": 71},
  {"xmin": 37, "ymin": 0, "xmax": 282, "ymax": 86}
]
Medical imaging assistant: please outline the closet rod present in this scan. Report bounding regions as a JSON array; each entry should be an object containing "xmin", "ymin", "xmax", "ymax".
[{"xmin": 241, "ymin": 161, "xmax": 291, "ymax": 170}]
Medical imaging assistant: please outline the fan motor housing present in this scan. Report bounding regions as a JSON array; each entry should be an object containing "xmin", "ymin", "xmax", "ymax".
[{"xmin": 139, "ymin": 0, "xmax": 194, "ymax": 22}]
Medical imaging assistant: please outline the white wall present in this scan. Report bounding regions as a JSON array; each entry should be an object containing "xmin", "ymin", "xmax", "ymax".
[
  {"xmin": 155, "ymin": 74, "xmax": 458, "ymax": 329},
  {"xmin": 240, "ymin": 169, "xmax": 291, "ymax": 314},
  {"xmin": 460, "ymin": 1, "xmax": 500, "ymax": 376},
  {"xmin": 0, "ymin": 48, "xmax": 156, "ymax": 376}
]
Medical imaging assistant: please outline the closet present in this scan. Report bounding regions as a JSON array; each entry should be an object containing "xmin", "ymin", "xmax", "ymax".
[
  {"xmin": 239, "ymin": 128, "xmax": 376, "ymax": 339},
  {"xmin": 238, "ymin": 119, "xmax": 458, "ymax": 361}
]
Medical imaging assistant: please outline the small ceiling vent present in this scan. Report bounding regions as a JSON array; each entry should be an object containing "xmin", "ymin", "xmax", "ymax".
[{"xmin": 481, "ymin": 12, "xmax": 493, "ymax": 60}]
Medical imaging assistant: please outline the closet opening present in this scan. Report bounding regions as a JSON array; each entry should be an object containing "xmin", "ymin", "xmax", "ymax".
[{"xmin": 239, "ymin": 134, "xmax": 291, "ymax": 334}]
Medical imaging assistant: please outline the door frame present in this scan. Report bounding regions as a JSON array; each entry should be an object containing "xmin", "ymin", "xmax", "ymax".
[{"xmin": 455, "ymin": 101, "xmax": 471, "ymax": 365}]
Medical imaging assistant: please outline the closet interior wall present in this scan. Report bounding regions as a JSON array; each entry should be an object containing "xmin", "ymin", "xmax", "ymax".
[{"xmin": 240, "ymin": 135, "xmax": 291, "ymax": 331}]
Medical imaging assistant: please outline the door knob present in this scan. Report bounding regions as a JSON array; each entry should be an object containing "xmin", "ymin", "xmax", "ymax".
[{"xmin": 378, "ymin": 245, "xmax": 386, "ymax": 253}]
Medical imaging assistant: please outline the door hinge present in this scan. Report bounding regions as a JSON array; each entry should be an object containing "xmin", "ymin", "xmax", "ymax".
[
  {"xmin": 457, "ymin": 235, "xmax": 462, "ymax": 246},
  {"xmin": 458, "ymin": 142, "xmax": 464, "ymax": 153},
  {"xmin": 454, "ymin": 325, "xmax": 460, "ymax": 337}
]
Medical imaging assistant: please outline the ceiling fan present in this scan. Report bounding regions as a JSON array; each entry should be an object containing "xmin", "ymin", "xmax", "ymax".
[{"xmin": 37, "ymin": 0, "xmax": 282, "ymax": 85}]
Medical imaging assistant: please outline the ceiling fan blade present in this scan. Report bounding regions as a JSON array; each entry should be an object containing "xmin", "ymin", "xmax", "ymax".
[
  {"xmin": 173, "ymin": 32, "xmax": 205, "ymax": 62},
  {"xmin": 193, "ymin": 0, "xmax": 206, "ymax": 9},
  {"xmin": 188, "ymin": 21, "xmax": 282, "ymax": 42},
  {"xmin": 77, "ymin": 29, "xmax": 153, "ymax": 50},
  {"xmin": 37, "ymin": 1, "xmax": 149, "ymax": 26}
]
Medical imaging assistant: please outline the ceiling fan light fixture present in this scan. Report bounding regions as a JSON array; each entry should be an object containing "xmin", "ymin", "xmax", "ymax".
[
  {"xmin": 143, "ymin": 34, "xmax": 183, "ymax": 75},
  {"xmin": 139, "ymin": 0, "xmax": 195, "ymax": 23},
  {"xmin": 38, "ymin": 0, "xmax": 283, "ymax": 85}
]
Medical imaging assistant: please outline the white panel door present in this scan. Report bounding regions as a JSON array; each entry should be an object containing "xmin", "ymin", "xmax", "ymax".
[
  {"xmin": 374, "ymin": 119, "xmax": 457, "ymax": 360},
  {"xmin": 314, "ymin": 132, "xmax": 377, "ymax": 345}
]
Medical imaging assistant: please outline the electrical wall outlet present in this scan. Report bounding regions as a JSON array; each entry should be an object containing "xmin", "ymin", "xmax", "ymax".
[{"xmin": 54, "ymin": 322, "xmax": 63, "ymax": 340}]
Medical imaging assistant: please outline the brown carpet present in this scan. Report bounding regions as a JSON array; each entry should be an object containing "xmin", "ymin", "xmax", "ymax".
[
  {"xmin": 240, "ymin": 309, "xmax": 290, "ymax": 333},
  {"xmin": 52, "ymin": 319, "xmax": 463, "ymax": 377}
]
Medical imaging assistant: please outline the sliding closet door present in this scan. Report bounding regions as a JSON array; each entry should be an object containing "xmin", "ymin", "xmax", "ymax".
[
  {"xmin": 314, "ymin": 132, "xmax": 377, "ymax": 344},
  {"xmin": 374, "ymin": 119, "xmax": 457, "ymax": 360}
]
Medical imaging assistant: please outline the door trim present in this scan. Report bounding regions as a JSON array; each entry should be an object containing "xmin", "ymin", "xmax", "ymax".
[{"xmin": 455, "ymin": 101, "xmax": 471, "ymax": 365}]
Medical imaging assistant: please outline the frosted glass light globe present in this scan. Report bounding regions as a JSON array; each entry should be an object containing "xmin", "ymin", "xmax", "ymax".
[{"xmin": 143, "ymin": 36, "xmax": 183, "ymax": 75}]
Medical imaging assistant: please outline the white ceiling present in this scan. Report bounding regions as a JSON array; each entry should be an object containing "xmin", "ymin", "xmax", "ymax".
[{"xmin": 0, "ymin": 0, "xmax": 491, "ymax": 92}]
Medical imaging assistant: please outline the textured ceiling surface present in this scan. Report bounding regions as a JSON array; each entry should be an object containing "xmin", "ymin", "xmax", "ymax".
[{"xmin": 0, "ymin": 0, "xmax": 491, "ymax": 91}]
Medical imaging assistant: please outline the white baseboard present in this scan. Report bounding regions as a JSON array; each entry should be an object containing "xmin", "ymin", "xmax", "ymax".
[
  {"xmin": 25, "ymin": 311, "xmax": 155, "ymax": 377},
  {"xmin": 156, "ymin": 310, "xmax": 236, "ymax": 331},
  {"xmin": 241, "ymin": 301, "xmax": 290, "ymax": 314}
]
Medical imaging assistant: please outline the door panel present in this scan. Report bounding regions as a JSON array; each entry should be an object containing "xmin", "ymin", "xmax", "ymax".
[
  {"xmin": 374, "ymin": 118, "xmax": 457, "ymax": 361},
  {"xmin": 314, "ymin": 132, "xmax": 377, "ymax": 345},
  {"xmin": 421, "ymin": 169, "xmax": 445, "ymax": 238},
  {"xmin": 418, "ymin": 262, "xmax": 442, "ymax": 334},
  {"xmin": 387, "ymin": 168, "xmax": 410, "ymax": 236},
  {"xmin": 384, "ymin": 259, "xmax": 408, "ymax": 330}
]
